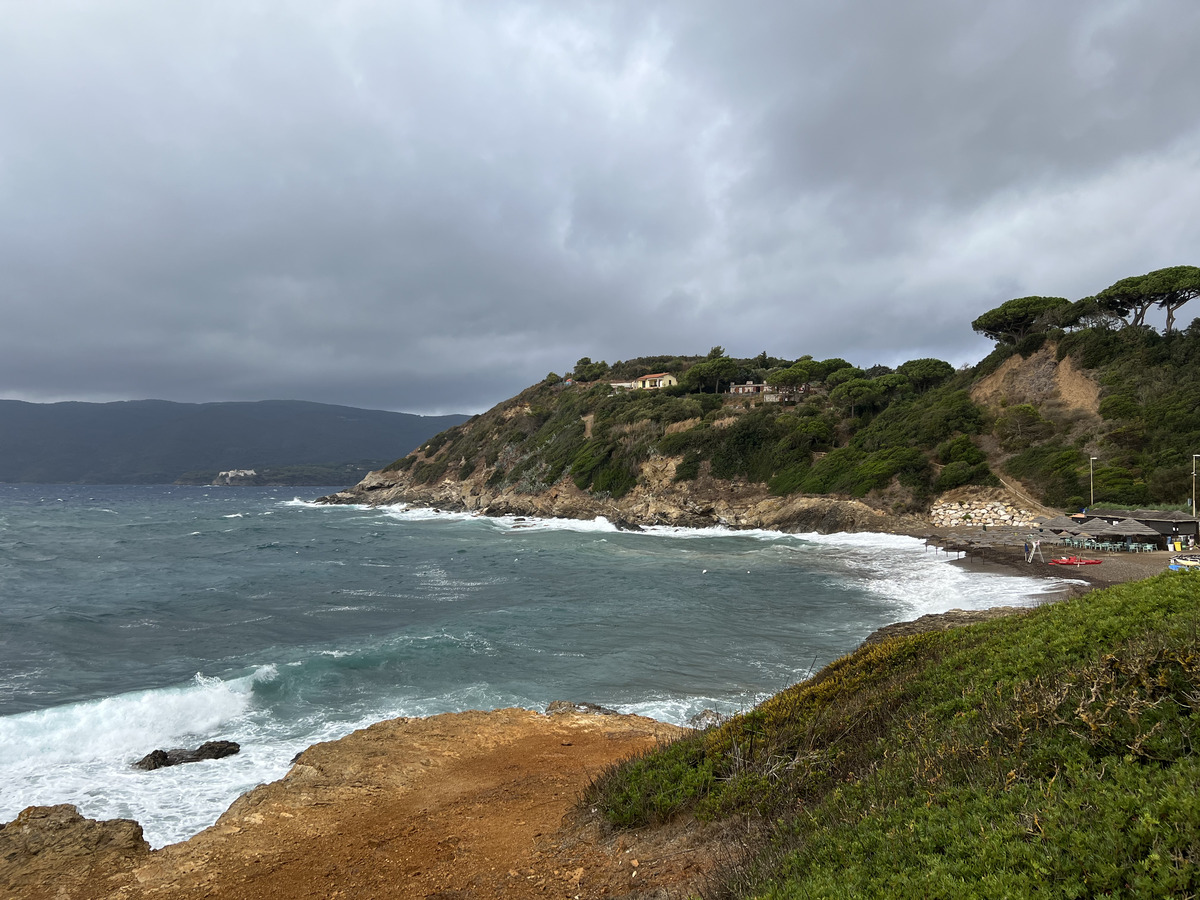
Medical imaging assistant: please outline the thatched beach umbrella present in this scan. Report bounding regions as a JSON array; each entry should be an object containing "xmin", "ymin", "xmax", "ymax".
[
  {"xmin": 1109, "ymin": 517, "xmax": 1160, "ymax": 538},
  {"xmin": 1040, "ymin": 515, "xmax": 1078, "ymax": 532}
]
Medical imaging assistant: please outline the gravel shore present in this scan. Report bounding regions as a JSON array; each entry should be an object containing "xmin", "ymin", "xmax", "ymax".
[{"xmin": 922, "ymin": 526, "xmax": 1181, "ymax": 589}]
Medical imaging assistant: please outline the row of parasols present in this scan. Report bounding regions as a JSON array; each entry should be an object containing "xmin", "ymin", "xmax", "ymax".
[{"xmin": 1036, "ymin": 515, "xmax": 1163, "ymax": 542}]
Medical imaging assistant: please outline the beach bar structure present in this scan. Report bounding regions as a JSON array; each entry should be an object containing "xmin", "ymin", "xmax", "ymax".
[
  {"xmin": 1046, "ymin": 509, "xmax": 1199, "ymax": 550},
  {"xmin": 1086, "ymin": 509, "xmax": 1199, "ymax": 541}
]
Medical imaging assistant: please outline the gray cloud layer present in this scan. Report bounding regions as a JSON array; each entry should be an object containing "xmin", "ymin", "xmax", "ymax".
[{"xmin": 3, "ymin": 1, "xmax": 1198, "ymax": 412}]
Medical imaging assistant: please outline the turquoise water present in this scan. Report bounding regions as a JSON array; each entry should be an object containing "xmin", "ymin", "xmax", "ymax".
[{"xmin": 0, "ymin": 484, "xmax": 1072, "ymax": 846}]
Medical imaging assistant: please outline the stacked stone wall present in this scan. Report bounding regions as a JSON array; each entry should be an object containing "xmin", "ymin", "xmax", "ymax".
[{"xmin": 930, "ymin": 498, "xmax": 1036, "ymax": 528}]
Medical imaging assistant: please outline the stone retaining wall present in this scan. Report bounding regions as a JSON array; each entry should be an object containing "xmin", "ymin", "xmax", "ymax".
[{"xmin": 930, "ymin": 498, "xmax": 1037, "ymax": 528}]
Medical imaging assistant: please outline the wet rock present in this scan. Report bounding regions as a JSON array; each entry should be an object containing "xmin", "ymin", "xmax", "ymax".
[
  {"xmin": 608, "ymin": 516, "xmax": 644, "ymax": 532},
  {"xmin": 546, "ymin": 700, "xmax": 620, "ymax": 716},
  {"xmin": 134, "ymin": 739, "xmax": 241, "ymax": 770}
]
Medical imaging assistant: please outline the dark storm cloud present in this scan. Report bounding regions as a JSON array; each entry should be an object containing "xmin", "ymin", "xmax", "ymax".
[{"xmin": 2, "ymin": 1, "xmax": 1198, "ymax": 412}]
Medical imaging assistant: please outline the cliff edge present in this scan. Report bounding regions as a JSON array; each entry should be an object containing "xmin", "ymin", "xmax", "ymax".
[{"xmin": 2, "ymin": 707, "xmax": 701, "ymax": 900}]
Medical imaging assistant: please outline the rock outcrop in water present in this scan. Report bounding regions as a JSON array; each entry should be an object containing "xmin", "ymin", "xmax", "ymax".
[{"xmin": 133, "ymin": 740, "xmax": 241, "ymax": 770}]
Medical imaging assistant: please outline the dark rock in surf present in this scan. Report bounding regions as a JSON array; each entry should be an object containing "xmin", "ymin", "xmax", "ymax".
[
  {"xmin": 134, "ymin": 740, "xmax": 241, "ymax": 770},
  {"xmin": 609, "ymin": 517, "xmax": 644, "ymax": 532},
  {"xmin": 546, "ymin": 700, "xmax": 620, "ymax": 716}
]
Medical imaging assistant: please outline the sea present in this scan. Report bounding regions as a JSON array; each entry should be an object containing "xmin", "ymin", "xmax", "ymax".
[{"xmin": 0, "ymin": 484, "xmax": 1079, "ymax": 848}]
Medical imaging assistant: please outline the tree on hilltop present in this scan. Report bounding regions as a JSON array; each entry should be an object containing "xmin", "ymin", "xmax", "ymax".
[
  {"xmin": 1092, "ymin": 266, "xmax": 1200, "ymax": 333},
  {"xmin": 683, "ymin": 354, "xmax": 738, "ymax": 393},
  {"xmin": 572, "ymin": 357, "xmax": 610, "ymax": 381},
  {"xmin": 767, "ymin": 360, "xmax": 816, "ymax": 390},
  {"xmin": 971, "ymin": 296, "xmax": 1071, "ymax": 345},
  {"xmin": 829, "ymin": 378, "xmax": 886, "ymax": 417},
  {"xmin": 896, "ymin": 358, "xmax": 954, "ymax": 392}
]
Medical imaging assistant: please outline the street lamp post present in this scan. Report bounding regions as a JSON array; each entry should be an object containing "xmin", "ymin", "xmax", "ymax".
[
  {"xmin": 1090, "ymin": 457, "xmax": 1098, "ymax": 508},
  {"xmin": 1192, "ymin": 454, "xmax": 1199, "ymax": 514}
]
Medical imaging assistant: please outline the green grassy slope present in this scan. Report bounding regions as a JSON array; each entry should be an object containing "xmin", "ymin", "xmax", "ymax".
[{"xmin": 585, "ymin": 573, "xmax": 1200, "ymax": 898}]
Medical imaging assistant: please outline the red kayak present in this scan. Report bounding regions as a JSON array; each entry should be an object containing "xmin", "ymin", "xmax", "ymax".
[{"xmin": 1049, "ymin": 556, "xmax": 1102, "ymax": 566}]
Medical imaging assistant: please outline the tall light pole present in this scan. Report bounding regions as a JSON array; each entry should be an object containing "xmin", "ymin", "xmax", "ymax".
[
  {"xmin": 1193, "ymin": 454, "xmax": 1199, "ymax": 515},
  {"xmin": 1090, "ymin": 457, "xmax": 1098, "ymax": 508}
]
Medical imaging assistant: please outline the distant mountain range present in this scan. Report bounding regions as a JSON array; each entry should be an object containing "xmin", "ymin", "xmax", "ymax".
[{"xmin": 0, "ymin": 399, "xmax": 469, "ymax": 485}]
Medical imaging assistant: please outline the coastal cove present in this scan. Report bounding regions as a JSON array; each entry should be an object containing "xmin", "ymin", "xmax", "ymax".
[
  {"xmin": 0, "ymin": 486, "xmax": 1077, "ymax": 827},
  {"xmin": 1, "ymin": 485, "xmax": 1187, "ymax": 898}
]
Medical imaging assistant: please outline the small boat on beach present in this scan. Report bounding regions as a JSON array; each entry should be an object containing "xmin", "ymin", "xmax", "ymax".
[{"xmin": 1048, "ymin": 556, "xmax": 1102, "ymax": 566}]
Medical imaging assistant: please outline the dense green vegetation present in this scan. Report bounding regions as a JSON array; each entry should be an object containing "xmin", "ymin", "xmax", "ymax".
[
  {"xmin": 390, "ymin": 349, "xmax": 988, "ymax": 512},
  {"xmin": 585, "ymin": 574, "xmax": 1200, "ymax": 898},
  {"xmin": 389, "ymin": 264, "xmax": 1200, "ymax": 514}
]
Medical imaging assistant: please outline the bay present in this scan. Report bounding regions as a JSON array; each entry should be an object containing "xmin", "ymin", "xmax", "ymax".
[{"xmin": 0, "ymin": 484, "xmax": 1073, "ymax": 846}]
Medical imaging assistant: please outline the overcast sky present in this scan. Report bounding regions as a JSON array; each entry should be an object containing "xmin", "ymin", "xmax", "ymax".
[{"xmin": 3, "ymin": 1, "xmax": 1199, "ymax": 414}]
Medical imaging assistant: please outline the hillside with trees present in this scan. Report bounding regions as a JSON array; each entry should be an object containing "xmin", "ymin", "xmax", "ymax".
[{"xmin": 353, "ymin": 265, "xmax": 1200, "ymax": 518}]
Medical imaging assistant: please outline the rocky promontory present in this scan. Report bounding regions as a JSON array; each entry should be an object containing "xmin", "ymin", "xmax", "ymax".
[
  {"xmin": 321, "ymin": 457, "xmax": 919, "ymax": 535},
  {"xmin": 1, "ymin": 707, "xmax": 701, "ymax": 900}
]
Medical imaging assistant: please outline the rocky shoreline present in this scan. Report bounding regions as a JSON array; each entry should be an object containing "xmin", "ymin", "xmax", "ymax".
[
  {"xmin": 322, "ymin": 472, "xmax": 1177, "ymax": 590},
  {"xmin": 318, "ymin": 461, "xmax": 927, "ymax": 534}
]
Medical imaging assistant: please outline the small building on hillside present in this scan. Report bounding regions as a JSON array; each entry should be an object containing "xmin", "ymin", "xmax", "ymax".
[
  {"xmin": 728, "ymin": 381, "xmax": 805, "ymax": 402},
  {"xmin": 608, "ymin": 380, "xmax": 635, "ymax": 390},
  {"xmin": 213, "ymin": 469, "xmax": 257, "ymax": 485},
  {"xmin": 633, "ymin": 373, "xmax": 678, "ymax": 390}
]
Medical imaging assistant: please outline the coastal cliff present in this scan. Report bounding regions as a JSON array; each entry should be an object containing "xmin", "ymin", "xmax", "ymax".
[{"xmin": 314, "ymin": 339, "xmax": 1120, "ymax": 533}]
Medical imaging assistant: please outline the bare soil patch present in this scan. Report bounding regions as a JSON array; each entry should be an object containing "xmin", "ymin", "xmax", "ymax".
[{"xmin": 5, "ymin": 709, "xmax": 724, "ymax": 900}]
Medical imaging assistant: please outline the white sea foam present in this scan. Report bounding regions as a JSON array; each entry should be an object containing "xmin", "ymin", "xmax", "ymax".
[
  {"xmin": 617, "ymin": 695, "xmax": 767, "ymax": 727},
  {"xmin": 324, "ymin": 500, "xmax": 1071, "ymax": 617},
  {"xmin": 0, "ymin": 667, "xmax": 284, "ymax": 848},
  {"xmin": 280, "ymin": 497, "xmax": 336, "ymax": 508},
  {"xmin": 785, "ymin": 530, "xmax": 1079, "ymax": 616}
]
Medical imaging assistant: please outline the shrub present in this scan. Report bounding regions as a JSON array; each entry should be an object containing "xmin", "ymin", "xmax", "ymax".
[
  {"xmin": 673, "ymin": 450, "xmax": 703, "ymax": 482},
  {"xmin": 994, "ymin": 404, "xmax": 1053, "ymax": 451},
  {"xmin": 586, "ymin": 574, "xmax": 1200, "ymax": 899},
  {"xmin": 383, "ymin": 454, "xmax": 417, "ymax": 473}
]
